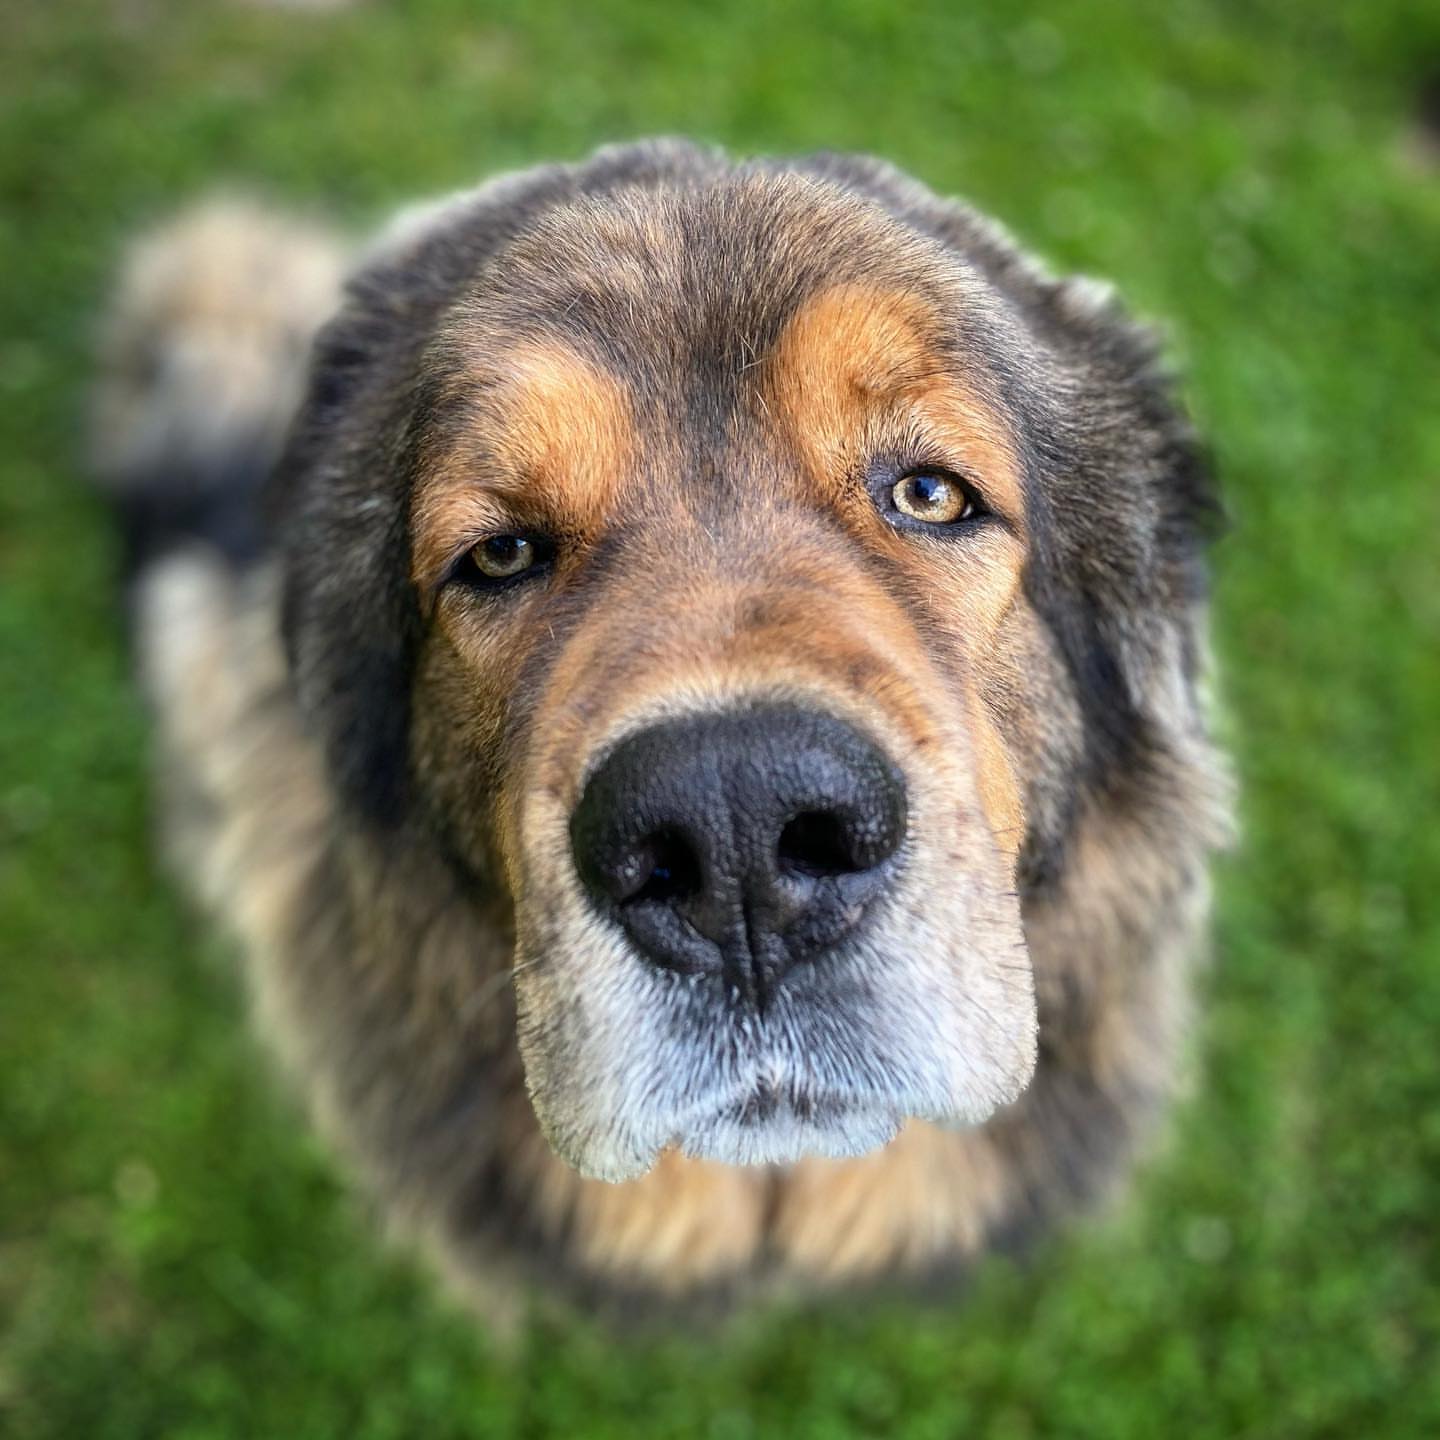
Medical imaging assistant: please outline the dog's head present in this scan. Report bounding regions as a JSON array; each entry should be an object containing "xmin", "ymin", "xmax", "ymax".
[{"xmin": 281, "ymin": 145, "xmax": 1215, "ymax": 1182}]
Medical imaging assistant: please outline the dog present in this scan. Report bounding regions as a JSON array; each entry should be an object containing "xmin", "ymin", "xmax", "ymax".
[{"xmin": 93, "ymin": 139, "xmax": 1231, "ymax": 1314}]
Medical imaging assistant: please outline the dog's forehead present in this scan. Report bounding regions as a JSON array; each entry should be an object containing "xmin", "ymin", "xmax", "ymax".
[{"xmin": 432, "ymin": 174, "xmax": 985, "ymax": 411}]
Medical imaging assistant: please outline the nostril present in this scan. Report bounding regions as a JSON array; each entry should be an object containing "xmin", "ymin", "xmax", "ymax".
[
  {"xmin": 571, "ymin": 704, "xmax": 907, "ymax": 981},
  {"xmin": 615, "ymin": 829, "xmax": 703, "ymax": 906},
  {"xmin": 777, "ymin": 810, "xmax": 867, "ymax": 878}
]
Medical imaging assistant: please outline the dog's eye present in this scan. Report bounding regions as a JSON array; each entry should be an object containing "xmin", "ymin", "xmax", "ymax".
[
  {"xmin": 473, "ymin": 535, "xmax": 535, "ymax": 578},
  {"xmin": 891, "ymin": 470, "xmax": 975, "ymax": 525},
  {"xmin": 463, "ymin": 534, "xmax": 550, "ymax": 586}
]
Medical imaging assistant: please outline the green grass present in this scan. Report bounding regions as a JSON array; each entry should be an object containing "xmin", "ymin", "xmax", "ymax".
[{"xmin": 3, "ymin": 0, "xmax": 1439, "ymax": 1434}]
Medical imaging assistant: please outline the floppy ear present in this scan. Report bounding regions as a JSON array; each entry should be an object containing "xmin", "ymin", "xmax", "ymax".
[
  {"xmin": 1011, "ymin": 279, "xmax": 1222, "ymax": 896},
  {"xmin": 275, "ymin": 267, "xmax": 434, "ymax": 830}
]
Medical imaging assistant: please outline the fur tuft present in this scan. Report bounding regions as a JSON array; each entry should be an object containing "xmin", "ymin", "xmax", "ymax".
[{"xmin": 92, "ymin": 198, "xmax": 345, "ymax": 581}]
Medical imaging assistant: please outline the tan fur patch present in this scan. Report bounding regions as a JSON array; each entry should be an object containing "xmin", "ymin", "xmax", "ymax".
[
  {"xmin": 773, "ymin": 1120, "xmax": 1010, "ymax": 1278},
  {"xmin": 967, "ymin": 691, "xmax": 1026, "ymax": 860},
  {"xmin": 502, "ymin": 1102, "xmax": 772, "ymax": 1291},
  {"xmin": 409, "ymin": 342, "xmax": 635, "ymax": 598},
  {"xmin": 93, "ymin": 199, "xmax": 344, "ymax": 490},
  {"xmin": 763, "ymin": 281, "xmax": 1025, "ymax": 523}
]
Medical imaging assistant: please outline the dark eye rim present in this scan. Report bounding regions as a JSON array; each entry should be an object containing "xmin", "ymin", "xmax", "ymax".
[
  {"xmin": 869, "ymin": 459, "xmax": 995, "ymax": 535},
  {"xmin": 441, "ymin": 532, "xmax": 557, "ymax": 594}
]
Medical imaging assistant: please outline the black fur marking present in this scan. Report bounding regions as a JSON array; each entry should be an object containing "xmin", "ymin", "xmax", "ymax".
[{"xmin": 112, "ymin": 430, "xmax": 277, "ymax": 588}]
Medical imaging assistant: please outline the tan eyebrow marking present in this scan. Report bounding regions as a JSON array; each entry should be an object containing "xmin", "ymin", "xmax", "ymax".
[
  {"xmin": 763, "ymin": 281, "xmax": 1025, "ymax": 522},
  {"xmin": 409, "ymin": 340, "xmax": 635, "ymax": 595}
]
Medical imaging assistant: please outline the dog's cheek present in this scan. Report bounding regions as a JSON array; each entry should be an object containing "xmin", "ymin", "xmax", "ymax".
[
  {"xmin": 988, "ymin": 603, "xmax": 1090, "ymax": 892},
  {"xmin": 868, "ymin": 528, "xmax": 1033, "ymax": 864},
  {"xmin": 406, "ymin": 623, "xmax": 521, "ymax": 878}
]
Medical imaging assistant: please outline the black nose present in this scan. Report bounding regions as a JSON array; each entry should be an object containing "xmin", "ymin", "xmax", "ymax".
[{"xmin": 570, "ymin": 704, "xmax": 907, "ymax": 1000}]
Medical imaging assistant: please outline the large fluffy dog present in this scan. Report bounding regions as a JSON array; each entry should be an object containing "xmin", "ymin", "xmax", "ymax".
[{"xmin": 94, "ymin": 140, "xmax": 1230, "ymax": 1312}]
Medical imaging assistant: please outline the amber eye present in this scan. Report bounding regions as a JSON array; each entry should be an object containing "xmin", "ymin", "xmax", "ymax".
[
  {"xmin": 469, "ymin": 534, "xmax": 541, "ymax": 581},
  {"xmin": 891, "ymin": 470, "xmax": 975, "ymax": 525}
]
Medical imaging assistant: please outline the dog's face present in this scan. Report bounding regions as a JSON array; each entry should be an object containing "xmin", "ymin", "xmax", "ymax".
[
  {"xmin": 392, "ymin": 179, "xmax": 1039, "ymax": 1181},
  {"xmin": 285, "ymin": 159, "xmax": 1208, "ymax": 1185}
]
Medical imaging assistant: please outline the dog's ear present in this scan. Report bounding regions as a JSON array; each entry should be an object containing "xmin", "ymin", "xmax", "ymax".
[
  {"xmin": 274, "ymin": 266, "xmax": 432, "ymax": 830},
  {"xmin": 1012, "ymin": 278, "xmax": 1222, "ymax": 896},
  {"xmin": 1033, "ymin": 273, "xmax": 1223, "ymax": 668}
]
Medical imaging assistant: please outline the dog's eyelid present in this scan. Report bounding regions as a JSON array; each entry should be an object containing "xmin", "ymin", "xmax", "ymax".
[{"xmin": 433, "ymin": 539, "xmax": 480, "ymax": 593}]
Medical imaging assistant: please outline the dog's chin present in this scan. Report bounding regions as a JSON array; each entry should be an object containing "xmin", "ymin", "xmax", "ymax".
[
  {"xmin": 572, "ymin": 1093, "xmax": 906, "ymax": 1183},
  {"xmin": 677, "ymin": 1093, "xmax": 904, "ymax": 1169}
]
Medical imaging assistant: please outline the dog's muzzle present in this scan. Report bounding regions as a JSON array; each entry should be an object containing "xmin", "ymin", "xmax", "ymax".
[{"xmin": 570, "ymin": 703, "xmax": 907, "ymax": 1004}]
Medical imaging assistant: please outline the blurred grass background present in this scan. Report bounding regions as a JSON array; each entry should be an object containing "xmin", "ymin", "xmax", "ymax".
[{"xmin": 2, "ymin": 0, "xmax": 1439, "ymax": 1435}]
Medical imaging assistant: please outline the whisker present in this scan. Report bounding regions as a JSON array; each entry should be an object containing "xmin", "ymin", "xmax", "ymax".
[{"xmin": 459, "ymin": 955, "xmax": 547, "ymax": 1021}]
